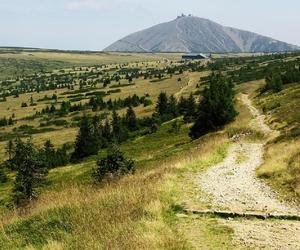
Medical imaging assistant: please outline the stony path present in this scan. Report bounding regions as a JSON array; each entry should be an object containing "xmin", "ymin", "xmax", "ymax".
[
  {"xmin": 175, "ymin": 78, "xmax": 193, "ymax": 99},
  {"xmin": 200, "ymin": 143, "xmax": 299, "ymax": 214},
  {"xmin": 240, "ymin": 94, "xmax": 273, "ymax": 135},
  {"xmin": 225, "ymin": 219, "xmax": 300, "ymax": 250},
  {"xmin": 197, "ymin": 94, "xmax": 300, "ymax": 249}
]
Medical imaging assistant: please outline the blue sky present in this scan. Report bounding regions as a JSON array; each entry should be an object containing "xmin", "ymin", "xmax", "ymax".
[{"xmin": 1, "ymin": 0, "xmax": 300, "ymax": 50}]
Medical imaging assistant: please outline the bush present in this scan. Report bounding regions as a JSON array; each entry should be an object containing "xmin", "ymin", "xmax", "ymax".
[
  {"xmin": 93, "ymin": 145, "xmax": 134, "ymax": 182},
  {"xmin": 0, "ymin": 167, "xmax": 8, "ymax": 183}
]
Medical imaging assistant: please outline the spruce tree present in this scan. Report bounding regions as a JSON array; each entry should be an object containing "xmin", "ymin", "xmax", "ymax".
[
  {"xmin": 264, "ymin": 72, "xmax": 283, "ymax": 93},
  {"xmin": 111, "ymin": 110, "xmax": 128, "ymax": 143},
  {"xmin": 183, "ymin": 93, "xmax": 197, "ymax": 123},
  {"xmin": 12, "ymin": 138, "xmax": 48, "ymax": 206},
  {"xmin": 125, "ymin": 106, "xmax": 138, "ymax": 131},
  {"xmin": 102, "ymin": 119, "xmax": 112, "ymax": 145},
  {"xmin": 167, "ymin": 95, "xmax": 178, "ymax": 118},
  {"xmin": 43, "ymin": 140, "xmax": 56, "ymax": 168},
  {"xmin": 71, "ymin": 116, "xmax": 99, "ymax": 161},
  {"xmin": 271, "ymin": 73, "xmax": 283, "ymax": 92},
  {"xmin": 156, "ymin": 92, "xmax": 169, "ymax": 116},
  {"xmin": 6, "ymin": 140, "xmax": 14, "ymax": 162},
  {"xmin": 190, "ymin": 74, "xmax": 237, "ymax": 139},
  {"xmin": 178, "ymin": 96, "xmax": 188, "ymax": 115}
]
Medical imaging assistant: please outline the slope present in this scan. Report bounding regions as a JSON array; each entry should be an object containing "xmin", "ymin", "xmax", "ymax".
[{"xmin": 104, "ymin": 16, "xmax": 299, "ymax": 53}]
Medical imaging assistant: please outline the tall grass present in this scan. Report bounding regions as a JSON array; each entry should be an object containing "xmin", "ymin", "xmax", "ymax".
[
  {"xmin": 254, "ymin": 83, "xmax": 300, "ymax": 202},
  {"xmin": 0, "ymin": 131, "xmax": 229, "ymax": 249}
]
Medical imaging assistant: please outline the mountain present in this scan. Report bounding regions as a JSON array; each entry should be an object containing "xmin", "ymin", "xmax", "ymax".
[{"xmin": 104, "ymin": 15, "xmax": 299, "ymax": 53}]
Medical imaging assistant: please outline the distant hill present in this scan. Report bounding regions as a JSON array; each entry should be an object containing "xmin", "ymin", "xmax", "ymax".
[{"xmin": 104, "ymin": 15, "xmax": 299, "ymax": 53}]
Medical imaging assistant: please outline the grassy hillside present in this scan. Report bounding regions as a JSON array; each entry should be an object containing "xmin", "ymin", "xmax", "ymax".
[
  {"xmin": 255, "ymin": 82, "xmax": 300, "ymax": 201},
  {"xmin": 0, "ymin": 51, "xmax": 299, "ymax": 249},
  {"xmin": 0, "ymin": 119, "xmax": 233, "ymax": 249},
  {"xmin": 0, "ymin": 48, "xmax": 182, "ymax": 80}
]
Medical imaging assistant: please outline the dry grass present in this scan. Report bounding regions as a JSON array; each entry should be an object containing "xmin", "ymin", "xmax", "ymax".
[
  {"xmin": 0, "ymin": 65, "xmax": 194, "ymax": 160},
  {"xmin": 0, "ymin": 131, "xmax": 230, "ymax": 249},
  {"xmin": 257, "ymin": 139, "xmax": 300, "ymax": 202},
  {"xmin": 243, "ymin": 81, "xmax": 300, "ymax": 203}
]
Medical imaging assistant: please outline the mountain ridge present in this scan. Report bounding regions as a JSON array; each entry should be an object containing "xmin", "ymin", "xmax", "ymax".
[{"xmin": 104, "ymin": 16, "xmax": 299, "ymax": 53}]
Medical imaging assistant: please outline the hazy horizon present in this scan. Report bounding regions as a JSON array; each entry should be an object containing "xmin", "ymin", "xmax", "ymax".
[{"xmin": 1, "ymin": 0, "xmax": 300, "ymax": 51}]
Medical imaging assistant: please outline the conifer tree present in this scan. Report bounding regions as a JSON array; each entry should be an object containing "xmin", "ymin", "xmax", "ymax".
[
  {"xmin": 190, "ymin": 74, "xmax": 237, "ymax": 139},
  {"xmin": 102, "ymin": 119, "xmax": 112, "ymax": 145},
  {"xmin": 167, "ymin": 95, "xmax": 178, "ymax": 118},
  {"xmin": 156, "ymin": 92, "xmax": 169, "ymax": 116},
  {"xmin": 111, "ymin": 110, "xmax": 128, "ymax": 143},
  {"xmin": 71, "ymin": 116, "xmax": 99, "ymax": 161},
  {"xmin": 12, "ymin": 138, "xmax": 48, "ymax": 206},
  {"xmin": 183, "ymin": 93, "xmax": 197, "ymax": 123},
  {"xmin": 6, "ymin": 140, "xmax": 14, "ymax": 161},
  {"xmin": 178, "ymin": 96, "xmax": 188, "ymax": 115},
  {"xmin": 125, "ymin": 106, "xmax": 138, "ymax": 131},
  {"xmin": 43, "ymin": 140, "xmax": 56, "ymax": 168},
  {"xmin": 267, "ymin": 73, "xmax": 283, "ymax": 92}
]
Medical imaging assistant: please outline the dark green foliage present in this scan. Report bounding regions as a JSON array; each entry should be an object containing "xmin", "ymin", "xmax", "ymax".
[
  {"xmin": 180, "ymin": 93, "xmax": 197, "ymax": 123},
  {"xmin": 71, "ymin": 116, "xmax": 100, "ymax": 161},
  {"xmin": 167, "ymin": 95, "xmax": 178, "ymax": 118},
  {"xmin": 42, "ymin": 140, "xmax": 69, "ymax": 169},
  {"xmin": 0, "ymin": 116, "xmax": 14, "ymax": 127},
  {"xmin": 89, "ymin": 95, "xmax": 106, "ymax": 111},
  {"xmin": 124, "ymin": 106, "xmax": 138, "ymax": 131},
  {"xmin": 111, "ymin": 111, "xmax": 128, "ymax": 143},
  {"xmin": 0, "ymin": 167, "xmax": 8, "ymax": 183},
  {"xmin": 93, "ymin": 145, "xmax": 134, "ymax": 182},
  {"xmin": 169, "ymin": 120, "xmax": 181, "ymax": 134},
  {"xmin": 282, "ymin": 66, "xmax": 300, "ymax": 84},
  {"xmin": 138, "ymin": 116, "xmax": 160, "ymax": 134},
  {"xmin": 264, "ymin": 72, "xmax": 283, "ymax": 93},
  {"xmin": 190, "ymin": 74, "xmax": 237, "ymax": 139},
  {"xmin": 6, "ymin": 140, "xmax": 14, "ymax": 161},
  {"xmin": 142, "ymin": 98, "xmax": 153, "ymax": 107},
  {"xmin": 13, "ymin": 125, "xmax": 57, "ymax": 136},
  {"xmin": 102, "ymin": 119, "xmax": 113, "ymax": 146},
  {"xmin": 155, "ymin": 92, "xmax": 180, "ymax": 122},
  {"xmin": 59, "ymin": 101, "xmax": 71, "ymax": 115},
  {"xmin": 10, "ymin": 138, "xmax": 48, "ymax": 207},
  {"xmin": 40, "ymin": 119, "xmax": 69, "ymax": 127},
  {"xmin": 156, "ymin": 92, "xmax": 169, "ymax": 116}
]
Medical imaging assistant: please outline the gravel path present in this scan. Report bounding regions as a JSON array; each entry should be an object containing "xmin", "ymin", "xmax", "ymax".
[
  {"xmin": 200, "ymin": 143, "xmax": 299, "ymax": 214},
  {"xmin": 197, "ymin": 94, "xmax": 300, "ymax": 249},
  {"xmin": 240, "ymin": 94, "xmax": 273, "ymax": 135},
  {"xmin": 225, "ymin": 219, "xmax": 300, "ymax": 250}
]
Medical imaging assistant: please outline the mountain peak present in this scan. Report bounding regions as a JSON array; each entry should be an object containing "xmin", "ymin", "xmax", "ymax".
[{"xmin": 104, "ymin": 16, "xmax": 299, "ymax": 53}]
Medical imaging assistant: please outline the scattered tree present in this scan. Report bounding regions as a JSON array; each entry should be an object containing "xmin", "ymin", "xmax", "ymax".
[
  {"xmin": 124, "ymin": 106, "xmax": 138, "ymax": 131},
  {"xmin": 93, "ymin": 145, "xmax": 134, "ymax": 182},
  {"xmin": 71, "ymin": 116, "xmax": 100, "ymax": 161},
  {"xmin": 190, "ymin": 74, "xmax": 237, "ymax": 139},
  {"xmin": 11, "ymin": 138, "xmax": 48, "ymax": 207}
]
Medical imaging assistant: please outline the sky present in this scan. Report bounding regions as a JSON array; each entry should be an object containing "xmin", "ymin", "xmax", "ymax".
[{"xmin": 1, "ymin": 0, "xmax": 300, "ymax": 50}]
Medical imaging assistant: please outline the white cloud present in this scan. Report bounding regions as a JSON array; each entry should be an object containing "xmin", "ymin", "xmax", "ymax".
[{"xmin": 64, "ymin": 0, "xmax": 139, "ymax": 11}]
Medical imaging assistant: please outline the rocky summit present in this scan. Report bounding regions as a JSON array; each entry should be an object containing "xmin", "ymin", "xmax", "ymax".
[{"xmin": 104, "ymin": 15, "xmax": 299, "ymax": 53}]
